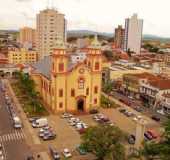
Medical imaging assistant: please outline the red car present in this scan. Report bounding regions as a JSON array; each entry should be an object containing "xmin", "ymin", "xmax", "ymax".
[
  {"xmin": 78, "ymin": 128, "xmax": 86, "ymax": 134},
  {"xmin": 147, "ymin": 130, "xmax": 158, "ymax": 139}
]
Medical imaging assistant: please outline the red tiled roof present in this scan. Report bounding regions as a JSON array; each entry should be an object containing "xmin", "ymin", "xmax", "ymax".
[
  {"xmin": 0, "ymin": 53, "xmax": 7, "ymax": 59},
  {"xmin": 149, "ymin": 79, "xmax": 170, "ymax": 90},
  {"xmin": 127, "ymin": 72, "xmax": 158, "ymax": 80}
]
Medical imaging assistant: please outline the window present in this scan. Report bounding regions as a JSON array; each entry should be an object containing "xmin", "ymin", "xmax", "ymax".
[
  {"xmin": 86, "ymin": 88, "xmax": 89, "ymax": 95},
  {"xmin": 88, "ymin": 61, "xmax": 91, "ymax": 67},
  {"xmin": 59, "ymin": 63, "xmax": 64, "ymax": 72},
  {"xmin": 71, "ymin": 89, "xmax": 75, "ymax": 97},
  {"xmin": 52, "ymin": 63, "xmax": 55, "ymax": 70},
  {"xmin": 94, "ymin": 98, "xmax": 97, "ymax": 104},
  {"xmin": 95, "ymin": 62, "xmax": 99, "ymax": 70},
  {"xmin": 59, "ymin": 102, "xmax": 63, "ymax": 108},
  {"xmin": 94, "ymin": 86, "xmax": 98, "ymax": 94},
  {"xmin": 59, "ymin": 89, "xmax": 63, "ymax": 97},
  {"xmin": 78, "ymin": 78, "xmax": 84, "ymax": 89}
]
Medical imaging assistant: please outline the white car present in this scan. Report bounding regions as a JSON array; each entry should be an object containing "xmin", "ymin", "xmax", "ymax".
[
  {"xmin": 133, "ymin": 117, "xmax": 138, "ymax": 121},
  {"xmin": 68, "ymin": 117, "xmax": 76, "ymax": 123},
  {"xmin": 61, "ymin": 113, "xmax": 73, "ymax": 118},
  {"xmin": 63, "ymin": 148, "xmax": 72, "ymax": 158},
  {"xmin": 69, "ymin": 121, "xmax": 76, "ymax": 126},
  {"xmin": 137, "ymin": 115, "xmax": 142, "ymax": 120},
  {"xmin": 157, "ymin": 110, "xmax": 165, "ymax": 115}
]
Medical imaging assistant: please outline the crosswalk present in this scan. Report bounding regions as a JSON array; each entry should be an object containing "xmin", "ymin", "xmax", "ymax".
[{"xmin": 0, "ymin": 130, "xmax": 26, "ymax": 143}]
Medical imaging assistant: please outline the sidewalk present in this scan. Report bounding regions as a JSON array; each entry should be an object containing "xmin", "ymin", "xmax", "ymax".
[{"xmin": 4, "ymin": 79, "xmax": 51, "ymax": 160}]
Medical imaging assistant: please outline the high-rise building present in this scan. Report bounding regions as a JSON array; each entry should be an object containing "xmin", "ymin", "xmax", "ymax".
[
  {"xmin": 114, "ymin": 25, "xmax": 125, "ymax": 49},
  {"xmin": 19, "ymin": 27, "xmax": 36, "ymax": 49},
  {"xmin": 124, "ymin": 14, "xmax": 143, "ymax": 54},
  {"xmin": 36, "ymin": 9, "xmax": 67, "ymax": 59}
]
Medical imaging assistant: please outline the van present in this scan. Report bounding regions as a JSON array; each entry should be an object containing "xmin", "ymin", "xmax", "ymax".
[
  {"xmin": 13, "ymin": 116, "xmax": 22, "ymax": 129},
  {"xmin": 32, "ymin": 118, "xmax": 48, "ymax": 128}
]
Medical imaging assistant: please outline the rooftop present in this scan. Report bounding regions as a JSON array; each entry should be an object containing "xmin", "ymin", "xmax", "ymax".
[
  {"xmin": 149, "ymin": 79, "xmax": 170, "ymax": 90},
  {"xmin": 32, "ymin": 56, "xmax": 52, "ymax": 79}
]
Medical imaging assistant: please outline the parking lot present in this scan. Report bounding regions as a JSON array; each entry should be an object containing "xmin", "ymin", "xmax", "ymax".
[{"xmin": 28, "ymin": 104, "xmax": 163, "ymax": 157}]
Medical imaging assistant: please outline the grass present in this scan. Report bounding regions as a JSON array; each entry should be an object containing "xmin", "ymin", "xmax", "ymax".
[{"xmin": 11, "ymin": 80, "xmax": 49, "ymax": 117}]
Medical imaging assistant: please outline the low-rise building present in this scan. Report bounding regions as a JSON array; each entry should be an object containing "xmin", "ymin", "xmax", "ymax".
[
  {"xmin": 122, "ymin": 72, "xmax": 156, "ymax": 99},
  {"xmin": 156, "ymin": 93, "xmax": 170, "ymax": 114},
  {"xmin": 140, "ymin": 78, "xmax": 170, "ymax": 105},
  {"xmin": 8, "ymin": 48, "xmax": 38, "ymax": 64},
  {"xmin": 110, "ymin": 66, "xmax": 151, "ymax": 81}
]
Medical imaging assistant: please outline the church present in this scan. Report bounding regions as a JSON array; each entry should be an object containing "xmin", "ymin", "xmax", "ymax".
[{"xmin": 31, "ymin": 36, "xmax": 102, "ymax": 113}]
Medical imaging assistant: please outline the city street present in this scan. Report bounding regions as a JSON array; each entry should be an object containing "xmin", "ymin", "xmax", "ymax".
[
  {"xmin": 0, "ymin": 79, "xmax": 31, "ymax": 160},
  {"xmin": 111, "ymin": 91, "xmax": 168, "ymax": 123}
]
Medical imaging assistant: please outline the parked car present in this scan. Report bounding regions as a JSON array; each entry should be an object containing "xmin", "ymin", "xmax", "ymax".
[
  {"xmin": 49, "ymin": 146, "xmax": 60, "ymax": 160},
  {"xmin": 128, "ymin": 135, "xmax": 136, "ymax": 144},
  {"xmin": 128, "ymin": 96, "xmax": 134, "ymax": 100},
  {"xmin": 76, "ymin": 145, "xmax": 87, "ymax": 155},
  {"xmin": 119, "ymin": 109, "xmax": 126, "ymax": 113},
  {"xmin": 43, "ymin": 133, "xmax": 56, "ymax": 141},
  {"xmin": 151, "ymin": 115, "xmax": 160, "ymax": 122},
  {"xmin": 63, "ymin": 148, "xmax": 72, "ymax": 158},
  {"xmin": 124, "ymin": 111, "xmax": 134, "ymax": 117},
  {"xmin": 146, "ymin": 130, "xmax": 158, "ymax": 139},
  {"xmin": 144, "ymin": 132, "xmax": 153, "ymax": 140},
  {"xmin": 89, "ymin": 109, "xmax": 98, "ymax": 114},
  {"xmin": 78, "ymin": 128, "xmax": 86, "ymax": 134},
  {"xmin": 134, "ymin": 107, "xmax": 143, "ymax": 112},
  {"xmin": 29, "ymin": 117, "xmax": 41, "ymax": 123},
  {"xmin": 61, "ymin": 113, "xmax": 73, "ymax": 119},
  {"xmin": 157, "ymin": 110, "xmax": 165, "ymax": 115},
  {"xmin": 32, "ymin": 118, "xmax": 48, "ymax": 128}
]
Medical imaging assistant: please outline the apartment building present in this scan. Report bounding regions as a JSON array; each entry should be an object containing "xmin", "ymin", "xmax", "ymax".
[
  {"xmin": 19, "ymin": 27, "xmax": 36, "ymax": 48},
  {"xmin": 8, "ymin": 48, "xmax": 38, "ymax": 64},
  {"xmin": 36, "ymin": 9, "xmax": 67, "ymax": 59},
  {"xmin": 124, "ymin": 14, "xmax": 143, "ymax": 54},
  {"xmin": 114, "ymin": 25, "xmax": 125, "ymax": 49}
]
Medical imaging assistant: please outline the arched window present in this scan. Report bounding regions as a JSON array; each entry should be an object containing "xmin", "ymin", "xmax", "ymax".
[
  {"xmin": 86, "ymin": 88, "xmax": 89, "ymax": 95},
  {"xmin": 94, "ymin": 86, "xmax": 98, "ymax": 94},
  {"xmin": 58, "ymin": 63, "xmax": 64, "ymax": 72},
  {"xmin": 59, "ymin": 102, "xmax": 63, "ymax": 108},
  {"xmin": 78, "ymin": 77, "xmax": 85, "ymax": 89},
  {"xmin": 94, "ymin": 98, "xmax": 97, "ymax": 104},
  {"xmin": 71, "ymin": 89, "xmax": 75, "ymax": 97},
  {"xmin": 95, "ymin": 62, "xmax": 100, "ymax": 70},
  {"xmin": 59, "ymin": 89, "xmax": 63, "ymax": 97}
]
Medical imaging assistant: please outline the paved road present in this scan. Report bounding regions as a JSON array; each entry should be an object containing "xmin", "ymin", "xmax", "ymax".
[
  {"xmin": 111, "ymin": 91, "xmax": 168, "ymax": 123},
  {"xmin": 0, "ymin": 79, "xmax": 31, "ymax": 160}
]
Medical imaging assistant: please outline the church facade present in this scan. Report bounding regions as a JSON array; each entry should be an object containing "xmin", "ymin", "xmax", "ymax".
[{"xmin": 31, "ymin": 37, "xmax": 102, "ymax": 113}]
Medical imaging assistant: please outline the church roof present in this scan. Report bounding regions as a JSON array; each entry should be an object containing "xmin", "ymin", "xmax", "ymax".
[{"xmin": 32, "ymin": 56, "xmax": 52, "ymax": 79}]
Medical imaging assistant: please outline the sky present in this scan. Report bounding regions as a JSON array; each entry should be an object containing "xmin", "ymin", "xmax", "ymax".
[{"xmin": 0, "ymin": 0, "xmax": 170, "ymax": 37}]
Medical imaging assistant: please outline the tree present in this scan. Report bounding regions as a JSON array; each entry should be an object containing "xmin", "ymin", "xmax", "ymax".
[
  {"xmin": 141, "ymin": 118, "xmax": 170, "ymax": 160},
  {"xmin": 81, "ymin": 124, "xmax": 126, "ymax": 160},
  {"xmin": 103, "ymin": 80, "xmax": 113, "ymax": 94}
]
